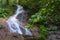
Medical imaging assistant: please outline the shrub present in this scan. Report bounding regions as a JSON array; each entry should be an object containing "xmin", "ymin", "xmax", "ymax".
[{"xmin": 29, "ymin": 0, "xmax": 60, "ymax": 25}]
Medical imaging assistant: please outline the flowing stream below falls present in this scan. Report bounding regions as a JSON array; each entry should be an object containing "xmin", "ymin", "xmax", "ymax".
[{"xmin": 6, "ymin": 5, "xmax": 32, "ymax": 35}]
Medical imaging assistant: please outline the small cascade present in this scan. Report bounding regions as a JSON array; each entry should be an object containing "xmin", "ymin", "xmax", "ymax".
[{"xmin": 6, "ymin": 5, "xmax": 32, "ymax": 35}]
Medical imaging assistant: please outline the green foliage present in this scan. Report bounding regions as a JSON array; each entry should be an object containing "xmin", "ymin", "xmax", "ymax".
[
  {"xmin": 0, "ymin": 0, "xmax": 7, "ymax": 7},
  {"xmin": 9, "ymin": 0, "xmax": 19, "ymax": 5},
  {"xmin": 0, "ymin": 8, "xmax": 6, "ymax": 17},
  {"xmin": 29, "ymin": 8, "xmax": 53, "ymax": 23},
  {"xmin": 38, "ymin": 25, "xmax": 49, "ymax": 36},
  {"xmin": 19, "ymin": 0, "xmax": 41, "ymax": 15},
  {"xmin": 0, "ymin": 0, "xmax": 41, "ymax": 18},
  {"xmin": 19, "ymin": 0, "xmax": 40, "ymax": 10},
  {"xmin": 29, "ymin": 0, "xmax": 60, "ymax": 25},
  {"xmin": 25, "ymin": 24, "xmax": 32, "ymax": 29},
  {"xmin": 36, "ymin": 25, "xmax": 58, "ymax": 40},
  {"xmin": 0, "ymin": 0, "xmax": 13, "ymax": 18},
  {"xmin": 48, "ymin": 26, "xmax": 58, "ymax": 31},
  {"xmin": 5, "ymin": 0, "xmax": 41, "ymax": 14},
  {"xmin": 28, "ymin": 0, "xmax": 60, "ymax": 38},
  {"xmin": 36, "ymin": 25, "xmax": 49, "ymax": 40},
  {"xmin": 0, "ymin": 7, "xmax": 12, "ymax": 18}
]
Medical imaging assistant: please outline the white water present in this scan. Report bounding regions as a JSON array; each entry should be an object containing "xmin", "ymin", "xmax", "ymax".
[{"xmin": 6, "ymin": 5, "xmax": 32, "ymax": 35}]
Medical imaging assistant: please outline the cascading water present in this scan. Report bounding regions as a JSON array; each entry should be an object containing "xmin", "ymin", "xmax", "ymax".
[{"xmin": 6, "ymin": 5, "xmax": 32, "ymax": 35}]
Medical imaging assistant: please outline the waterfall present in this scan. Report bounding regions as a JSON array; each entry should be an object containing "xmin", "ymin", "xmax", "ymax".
[{"xmin": 6, "ymin": 5, "xmax": 32, "ymax": 35}]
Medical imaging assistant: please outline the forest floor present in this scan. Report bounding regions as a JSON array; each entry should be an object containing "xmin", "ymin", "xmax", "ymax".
[{"xmin": 0, "ymin": 18, "xmax": 60, "ymax": 40}]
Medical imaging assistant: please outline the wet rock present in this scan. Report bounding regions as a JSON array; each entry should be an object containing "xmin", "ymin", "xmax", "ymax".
[
  {"xmin": 56, "ymin": 35, "xmax": 60, "ymax": 39},
  {"xmin": 0, "ymin": 18, "xmax": 36, "ymax": 40},
  {"xmin": 23, "ymin": 35, "xmax": 35, "ymax": 40},
  {"xmin": 47, "ymin": 31, "xmax": 60, "ymax": 40}
]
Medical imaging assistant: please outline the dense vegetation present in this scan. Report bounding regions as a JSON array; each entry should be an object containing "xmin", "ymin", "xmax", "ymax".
[{"xmin": 0, "ymin": 0, "xmax": 60, "ymax": 40}]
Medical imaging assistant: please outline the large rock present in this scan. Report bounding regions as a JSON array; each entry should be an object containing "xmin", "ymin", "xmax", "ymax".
[
  {"xmin": 0, "ymin": 18, "xmax": 24, "ymax": 40},
  {"xmin": 0, "ymin": 18, "xmax": 36, "ymax": 40},
  {"xmin": 47, "ymin": 31, "xmax": 60, "ymax": 40}
]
